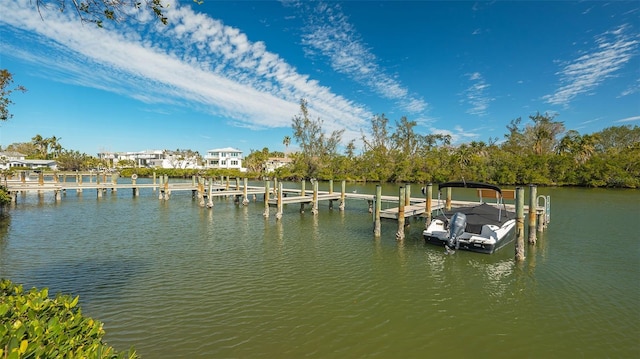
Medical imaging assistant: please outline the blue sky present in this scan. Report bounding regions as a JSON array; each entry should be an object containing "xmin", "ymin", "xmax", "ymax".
[{"xmin": 0, "ymin": 0, "xmax": 638, "ymax": 157}]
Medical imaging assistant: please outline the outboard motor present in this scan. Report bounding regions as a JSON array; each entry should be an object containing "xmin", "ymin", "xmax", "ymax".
[{"xmin": 446, "ymin": 212, "xmax": 467, "ymax": 250}]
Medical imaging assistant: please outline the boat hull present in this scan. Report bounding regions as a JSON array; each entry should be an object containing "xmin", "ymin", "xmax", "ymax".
[{"xmin": 423, "ymin": 218, "xmax": 516, "ymax": 254}]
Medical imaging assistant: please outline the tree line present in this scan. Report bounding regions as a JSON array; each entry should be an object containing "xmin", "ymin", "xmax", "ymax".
[{"xmin": 245, "ymin": 100, "xmax": 640, "ymax": 188}]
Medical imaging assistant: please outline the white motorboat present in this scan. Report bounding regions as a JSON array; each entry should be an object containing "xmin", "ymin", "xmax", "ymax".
[{"xmin": 423, "ymin": 181, "xmax": 516, "ymax": 254}]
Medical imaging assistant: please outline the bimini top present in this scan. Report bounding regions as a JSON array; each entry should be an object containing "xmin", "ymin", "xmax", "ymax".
[{"xmin": 438, "ymin": 181, "xmax": 502, "ymax": 194}]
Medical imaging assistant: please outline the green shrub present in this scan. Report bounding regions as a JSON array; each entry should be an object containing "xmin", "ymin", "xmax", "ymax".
[{"xmin": 0, "ymin": 279, "xmax": 138, "ymax": 359}]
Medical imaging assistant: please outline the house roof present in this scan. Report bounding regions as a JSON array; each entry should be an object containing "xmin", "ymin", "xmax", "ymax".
[
  {"xmin": 207, "ymin": 147, "xmax": 242, "ymax": 153},
  {"xmin": 12, "ymin": 159, "xmax": 56, "ymax": 165}
]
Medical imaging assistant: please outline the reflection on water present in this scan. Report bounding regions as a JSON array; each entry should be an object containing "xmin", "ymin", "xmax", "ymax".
[{"xmin": 0, "ymin": 185, "xmax": 638, "ymax": 358}]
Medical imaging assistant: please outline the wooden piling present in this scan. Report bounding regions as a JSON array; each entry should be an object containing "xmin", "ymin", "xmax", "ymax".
[
  {"xmin": 111, "ymin": 173, "xmax": 118, "ymax": 192},
  {"xmin": 276, "ymin": 182, "xmax": 283, "ymax": 220},
  {"xmin": 373, "ymin": 185, "xmax": 382, "ymax": 237},
  {"xmin": 300, "ymin": 180, "xmax": 306, "ymax": 213},
  {"xmin": 164, "ymin": 174, "xmax": 170, "ymax": 200},
  {"xmin": 528, "ymin": 184, "xmax": 537, "ymax": 245},
  {"xmin": 515, "ymin": 187, "xmax": 525, "ymax": 261},
  {"xmin": 158, "ymin": 175, "xmax": 164, "ymax": 200},
  {"xmin": 207, "ymin": 179, "xmax": 214, "ymax": 208},
  {"xmin": 311, "ymin": 180, "xmax": 319, "ymax": 215},
  {"xmin": 132, "ymin": 176, "xmax": 138, "ymax": 197},
  {"xmin": 339, "ymin": 180, "xmax": 346, "ymax": 211},
  {"xmin": 198, "ymin": 177, "xmax": 205, "ymax": 207},
  {"xmin": 242, "ymin": 178, "xmax": 249, "ymax": 205},
  {"xmin": 445, "ymin": 187, "xmax": 452, "ymax": 210},
  {"xmin": 537, "ymin": 212, "xmax": 545, "ymax": 233},
  {"xmin": 424, "ymin": 183, "xmax": 433, "ymax": 228},
  {"xmin": 404, "ymin": 184, "xmax": 411, "ymax": 207},
  {"xmin": 263, "ymin": 180, "xmax": 270, "ymax": 218},
  {"xmin": 396, "ymin": 186, "xmax": 405, "ymax": 240},
  {"xmin": 328, "ymin": 179, "xmax": 334, "ymax": 209}
]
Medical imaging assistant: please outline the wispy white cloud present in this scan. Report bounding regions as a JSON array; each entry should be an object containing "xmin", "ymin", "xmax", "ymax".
[
  {"xmin": 0, "ymin": 0, "xmax": 370, "ymax": 139},
  {"xmin": 619, "ymin": 78, "xmax": 640, "ymax": 97},
  {"xmin": 462, "ymin": 72, "xmax": 493, "ymax": 116},
  {"xmin": 615, "ymin": 115, "xmax": 640, "ymax": 123},
  {"xmin": 543, "ymin": 24, "xmax": 639, "ymax": 106},
  {"xmin": 290, "ymin": 1, "xmax": 428, "ymax": 115}
]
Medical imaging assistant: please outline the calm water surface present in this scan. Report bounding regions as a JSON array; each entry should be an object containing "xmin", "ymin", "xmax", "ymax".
[{"xmin": 1, "ymin": 182, "xmax": 638, "ymax": 358}]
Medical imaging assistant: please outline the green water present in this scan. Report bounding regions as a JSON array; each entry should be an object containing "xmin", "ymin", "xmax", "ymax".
[{"xmin": 1, "ymin": 183, "xmax": 638, "ymax": 358}]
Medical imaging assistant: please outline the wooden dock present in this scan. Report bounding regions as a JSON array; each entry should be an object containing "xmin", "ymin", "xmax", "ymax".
[
  {"xmin": 3, "ymin": 174, "xmax": 548, "ymax": 229},
  {"xmin": 3, "ymin": 173, "xmax": 551, "ymax": 260}
]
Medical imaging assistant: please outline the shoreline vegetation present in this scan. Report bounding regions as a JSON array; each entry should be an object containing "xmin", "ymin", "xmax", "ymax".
[{"xmin": 1, "ymin": 103, "xmax": 639, "ymax": 202}]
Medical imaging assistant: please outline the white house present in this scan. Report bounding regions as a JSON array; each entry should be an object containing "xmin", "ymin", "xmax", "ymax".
[
  {"xmin": 265, "ymin": 157, "xmax": 293, "ymax": 173},
  {"xmin": 0, "ymin": 152, "xmax": 57, "ymax": 170},
  {"xmin": 204, "ymin": 147, "xmax": 244, "ymax": 171},
  {"xmin": 98, "ymin": 150, "xmax": 200, "ymax": 169}
]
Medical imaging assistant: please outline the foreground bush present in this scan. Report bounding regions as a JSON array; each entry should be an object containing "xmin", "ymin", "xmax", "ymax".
[{"xmin": 0, "ymin": 279, "xmax": 138, "ymax": 359}]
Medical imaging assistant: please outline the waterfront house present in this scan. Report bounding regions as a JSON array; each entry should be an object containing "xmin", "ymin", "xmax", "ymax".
[
  {"xmin": 265, "ymin": 157, "xmax": 293, "ymax": 173},
  {"xmin": 204, "ymin": 147, "xmax": 244, "ymax": 171},
  {"xmin": 98, "ymin": 150, "xmax": 200, "ymax": 169},
  {"xmin": 0, "ymin": 152, "xmax": 57, "ymax": 170}
]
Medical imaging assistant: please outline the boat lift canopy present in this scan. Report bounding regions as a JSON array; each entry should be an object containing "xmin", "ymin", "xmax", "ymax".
[{"xmin": 438, "ymin": 181, "xmax": 502, "ymax": 194}]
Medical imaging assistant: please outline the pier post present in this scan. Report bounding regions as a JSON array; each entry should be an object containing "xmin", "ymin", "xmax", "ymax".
[
  {"xmin": 152, "ymin": 172, "xmax": 157, "ymax": 191},
  {"xmin": 339, "ymin": 180, "xmax": 346, "ymax": 211},
  {"xmin": 77, "ymin": 173, "xmax": 82, "ymax": 194},
  {"xmin": 164, "ymin": 175, "xmax": 170, "ymax": 200},
  {"xmin": 242, "ymin": 178, "xmax": 249, "ymax": 205},
  {"xmin": 207, "ymin": 179, "xmax": 214, "ymax": 208},
  {"xmin": 528, "ymin": 184, "xmax": 537, "ymax": 244},
  {"xmin": 111, "ymin": 173, "xmax": 118, "ymax": 193},
  {"xmin": 537, "ymin": 212, "xmax": 545, "ymax": 233},
  {"xmin": 226, "ymin": 177, "xmax": 230, "ymax": 191},
  {"xmin": 424, "ymin": 183, "xmax": 433, "ymax": 228},
  {"xmin": 97, "ymin": 187, "xmax": 102, "ymax": 198},
  {"xmin": 515, "ymin": 187, "xmax": 525, "ymax": 261},
  {"xmin": 55, "ymin": 190, "xmax": 61, "ymax": 201},
  {"xmin": 445, "ymin": 187, "xmax": 452, "ymax": 211},
  {"xmin": 132, "ymin": 176, "xmax": 139, "ymax": 197},
  {"xmin": 396, "ymin": 186, "xmax": 405, "ymax": 240},
  {"xmin": 276, "ymin": 182, "xmax": 283, "ymax": 220},
  {"xmin": 405, "ymin": 184, "xmax": 411, "ymax": 207},
  {"xmin": 198, "ymin": 177, "xmax": 205, "ymax": 207},
  {"xmin": 300, "ymin": 179, "xmax": 306, "ymax": 213},
  {"xmin": 328, "ymin": 179, "xmax": 334, "ymax": 209},
  {"xmin": 312, "ymin": 180, "xmax": 319, "ymax": 215},
  {"xmin": 235, "ymin": 177, "xmax": 240, "ymax": 191},
  {"xmin": 158, "ymin": 175, "xmax": 164, "ymax": 200},
  {"xmin": 373, "ymin": 185, "xmax": 382, "ymax": 237},
  {"xmin": 263, "ymin": 180, "xmax": 270, "ymax": 218}
]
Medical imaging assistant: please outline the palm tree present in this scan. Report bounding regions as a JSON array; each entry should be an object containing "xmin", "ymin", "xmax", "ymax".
[{"xmin": 282, "ymin": 135, "xmax": 291, "ymax": 158}]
